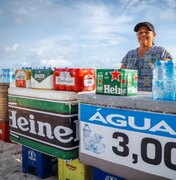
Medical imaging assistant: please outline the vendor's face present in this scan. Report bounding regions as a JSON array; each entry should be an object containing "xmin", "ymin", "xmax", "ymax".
[{"xmin": 136, "ymin": 25, "xmax": 156, "ymax": 46}]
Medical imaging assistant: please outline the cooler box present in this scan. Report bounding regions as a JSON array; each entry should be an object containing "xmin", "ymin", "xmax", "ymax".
[
  {"xmin": 22, "ymin": 146, "xmax": 57, "ymax": 179},
  {"xmin": 8, "ymin": 87, "xmax": 79, "ymax": 160},
  {"xmin": 78, "ymin": 92, "xmax": 176, "ymax": 180},
  {"xmin": 93, "ymin": 167, "xmax": 125, "ymax": 180},
  {"xmin": 96, "ymin": 69, "xmax": 138, "ymax": 96},
  {"xmin": 58, "ymin": 158, "xmax": 92, "ymax": 180},
  {"xmin": 31, "ymin": 68, "xmax": 53, "ymax": 89}
]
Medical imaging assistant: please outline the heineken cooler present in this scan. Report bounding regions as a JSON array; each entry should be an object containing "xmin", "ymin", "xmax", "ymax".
[{"xmin": 8, "ymin": 87, "xmax": 79, "ymax": 160}]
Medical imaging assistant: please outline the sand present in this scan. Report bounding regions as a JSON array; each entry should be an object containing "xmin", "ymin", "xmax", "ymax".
[{"xmin": 0, "ymin": 141, "xmax": 58, "ymax": 180}]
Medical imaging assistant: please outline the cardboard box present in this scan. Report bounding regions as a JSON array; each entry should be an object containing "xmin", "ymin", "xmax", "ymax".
[
  {"xmin": 15, "ymin": 69, "xmax": 31, "ymax": 88},
  {"xmin": 96, "ymin": 69, "xmax": 138, "ymax": 96},
  {"xmin": 31, "ymin": 68, "xmax": 53, "ymax": 89}
]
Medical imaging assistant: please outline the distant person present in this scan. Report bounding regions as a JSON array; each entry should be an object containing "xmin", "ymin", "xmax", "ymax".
[{"xmin": 121, "ymin": 21, "xmax": 172, "ymax": 91}]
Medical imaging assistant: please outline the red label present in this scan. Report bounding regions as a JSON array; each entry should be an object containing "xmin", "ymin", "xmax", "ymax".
[{"xmin": 54, "ymin": 68, "xmax": 95, "ymax": 92}]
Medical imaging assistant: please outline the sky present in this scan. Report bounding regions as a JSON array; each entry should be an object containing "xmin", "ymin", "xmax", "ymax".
[{"xmin": 0, "ymin": 0, "xmax": 176, "ymax": 69}]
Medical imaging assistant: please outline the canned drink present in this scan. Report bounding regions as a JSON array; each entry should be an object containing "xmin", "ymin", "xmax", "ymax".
[{"xmin": 15, "ymin": 69, "xmax": 31, "ymax": 88}]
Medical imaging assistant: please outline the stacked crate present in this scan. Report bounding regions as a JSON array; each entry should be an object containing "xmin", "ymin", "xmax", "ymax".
[
  {"xmin": 22, "ymin": 146, "xmax": 57, "ymax": 179},
  {"xmin": 0, "ymin": 83, "xmax": 10, "ymax": 142},
  {"xmin": 58, "ymin": 158, "xmax": 92, "ymax": 180},
  {"xmin": 93, "ymin": 167, "xmax": 125, "ymax": 180}
]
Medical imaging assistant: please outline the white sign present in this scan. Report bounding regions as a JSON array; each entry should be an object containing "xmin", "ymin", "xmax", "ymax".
[{"xmin": 80, "ymin": 104, "xmax": 176, "ymax": 179}]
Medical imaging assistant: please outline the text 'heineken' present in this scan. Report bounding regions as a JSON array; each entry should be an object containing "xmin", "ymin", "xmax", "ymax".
[{"xmin": 96, "ymin": 69, "xmax": 138, "ymax": 96}]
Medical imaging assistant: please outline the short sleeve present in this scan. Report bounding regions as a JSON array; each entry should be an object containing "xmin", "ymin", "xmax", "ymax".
[
  {"xmin": 121, "ymin": 52, "xmax": 129, "ymax": 66},
  {"xmin": 161, "ymin": 48, "xmax": 173, "ymax": 59}
]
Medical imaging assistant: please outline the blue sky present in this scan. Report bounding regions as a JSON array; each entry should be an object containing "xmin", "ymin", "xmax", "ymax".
[{"xmin": 0, "ymin": 0, "xmax": 176, "ymax": 69}]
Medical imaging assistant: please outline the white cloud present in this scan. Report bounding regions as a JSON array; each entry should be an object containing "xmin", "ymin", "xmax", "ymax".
[
  {"xmin": 4, "ymin": 43, "xmax": 19, "ymax": 53},
  {"xmin": 0, "ymin": 0, "xmax": 176, "ymax": 69},
  {"xmin": 167, "ymin": 0, "xmax": 176, "ymax": 8},
  {"xmin": 41, "ymin": 58, "xmax": 72, "ymax": 68},
  {"xmin": 160, "ymin": 9, "xmax": 176, "ymax": 20}
]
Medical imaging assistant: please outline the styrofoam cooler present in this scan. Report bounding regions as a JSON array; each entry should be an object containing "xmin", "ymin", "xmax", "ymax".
[
  {"xmin": 58, "ymin": 158, "xmax": 92, "ymax": 180},
  {"xmin": 78, "ymin": 92, "xmax": 176, "ymax": 180},
  {"xmin": 8, "ymin": 87, "xmax": 79, "ymax": 160},
  {"xmin": 22, "ymin": 146, "xmax": 57, "ymax": 179},
  {"xmin": 93, "ymin": 167, "xmax": 125, "ymax": 180}
]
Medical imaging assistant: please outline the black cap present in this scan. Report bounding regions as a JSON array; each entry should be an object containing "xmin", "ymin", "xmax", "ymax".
[{"xmin": 134, "ymin": 22, "xmax": 155, "ymax": 32}]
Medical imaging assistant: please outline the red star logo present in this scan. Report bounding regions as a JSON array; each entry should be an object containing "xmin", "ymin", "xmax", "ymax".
[
  {"xmin": 134, "ymin": 75, "xmax": 138, "ymax": 82},
  {"xmin": 98, "ymin": 79, "xmax": 102, "ymax": 83},
  {"xmin": 121, "ymin": 79, "xmax": 126, "ymax": 84},
  {"xmin": 110, "ymin": 70, "xmax": 121, "ymax": 81}
]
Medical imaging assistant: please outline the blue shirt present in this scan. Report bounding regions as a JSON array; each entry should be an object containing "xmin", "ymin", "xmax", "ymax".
[{"xmin": 121, "ymin": 45, "xmax": 172, "ymax": 91}]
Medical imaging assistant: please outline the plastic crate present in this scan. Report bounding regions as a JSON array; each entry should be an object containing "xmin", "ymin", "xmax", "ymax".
[
  {"xmin": 0, "ymin": 121, "xmax": 10, "ymax": 142},
  {"xmin": 22, "ymin": 146, "xmax": 57, "ymax": 179},
  {"xmin": 58, "ymin": 158, "xmax": 92, "ymax": 180},
  {"xmin": 93, "ymin": 167, "xmax": 125, "ymax": 180}
]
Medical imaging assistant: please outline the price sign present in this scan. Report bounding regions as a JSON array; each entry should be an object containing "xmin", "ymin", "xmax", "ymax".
[{"xmin": 79, "ymin": 104, "xmax": 176, "ymax": 179}]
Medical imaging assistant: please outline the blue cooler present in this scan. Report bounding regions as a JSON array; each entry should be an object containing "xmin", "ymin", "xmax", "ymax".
[
  {"xmin": 93, "ymin": 167, "xmax": 125, "ymax": 180},
  {"xmin": 22, "ymin": 146, "xmax": 57, "ymax": 179}
]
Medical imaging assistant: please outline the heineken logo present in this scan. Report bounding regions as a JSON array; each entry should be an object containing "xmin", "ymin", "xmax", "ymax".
[
  {"xmin": 121, "ymin": 79, "xmax": 126, "ymax": 84},
  {"xmin": 9, "ymin": 105, "xmax": 79, "ymax": 151},
  {"xmin": 104, "ymin": 85, "xmax": 125, "ymax": 94},
  {"xmin": 96, "ymin": 69, "xmax": 137, "ymax": 96},
  {"xmin": 110, "ymin": 70, "xmax": 121, "ymax": 81}
]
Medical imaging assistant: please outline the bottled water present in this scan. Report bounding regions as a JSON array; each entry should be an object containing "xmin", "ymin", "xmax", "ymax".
[
  {"xmin": 0, "ymin": 68, "xmax": 16, "ymax": 83},
  {"xmin": 83, "ymin": 124, "xmax": 91, "ymax": 150},
  {"xmin": 10, "ymin": 69, "xmax": 15, "ymax": 82},
  {"xmin": 152, "ymin": 60, "xmax": 164, "ymax": 100},
  {"xmin": 164, "ymin": 60, "xmax": 175, "ymax": 100},
  {"xmin": 7, "ymin": 69, "xmax": 10, "ymax": 83},
  {"xmin": 0, "ymin": 68, "xmax": 2, "ymax": 82}
]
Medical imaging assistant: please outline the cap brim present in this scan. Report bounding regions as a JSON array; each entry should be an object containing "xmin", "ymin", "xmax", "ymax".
[{"xmin": 134, "ymin": 22, "xmax": 154, "ymax": 32}]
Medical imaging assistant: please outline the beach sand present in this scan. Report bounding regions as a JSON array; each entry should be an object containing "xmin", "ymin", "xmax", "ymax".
[{"xmin": 0, "ymin": 141, "xmax": 58, "ymax": 180}]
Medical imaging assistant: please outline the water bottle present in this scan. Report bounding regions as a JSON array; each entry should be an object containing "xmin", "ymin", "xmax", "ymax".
[
  {"xmin": 10, "ymin": 69, "xmax": 15, "ymax": 82},
  {"xmin": 7, "ymin": 68, "xmax": 10, "ymax": 83},
  {"xmin": 83, "ymin": 124, "xmax": 91, "ymax": 150},
  {"xmin": 0, "ymin": 68, "xmax": 2, "ymax": 82},
  {"xmin": 164, "ymin": 60, "xmax": 175, "ymax": 100},
  {"xmin": 3, "ymin": 69, "xmax": 7, "ymax": 83},
  {"xmin": 152, "ymin": 60, "xmax": 164, "ymax": 100}
]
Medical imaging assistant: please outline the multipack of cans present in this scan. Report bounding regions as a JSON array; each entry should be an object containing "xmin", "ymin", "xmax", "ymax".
[{"xmin": 54, "ymin": 68, "xmax": 95, "ymax": 92}]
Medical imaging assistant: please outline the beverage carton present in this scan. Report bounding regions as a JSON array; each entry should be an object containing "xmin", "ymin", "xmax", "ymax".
[{"xmin": 96, "ymin": 69, "xmax": 138, "ymax": 96}]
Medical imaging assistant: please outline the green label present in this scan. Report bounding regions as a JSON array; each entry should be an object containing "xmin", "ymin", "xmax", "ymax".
[
  {"xmin": 8, "ymin": 96, "xmax": 78, "ymax": 114},
  {"xmin": 32, "ymin": 68, "xmax": 53, "ymax": 83},
  {"xmin": 96, "ymin": 69, "xmax": 138, "ymax": 96}
]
